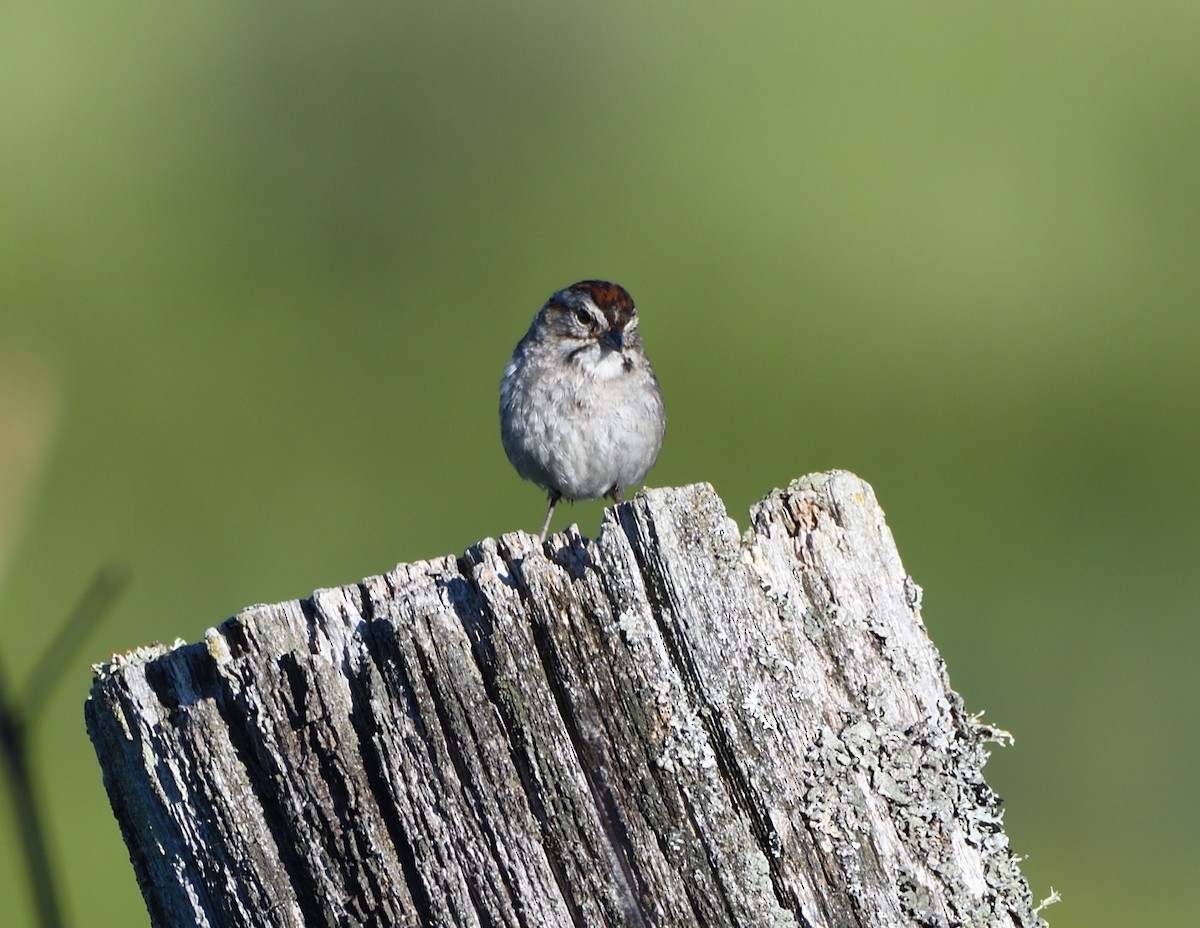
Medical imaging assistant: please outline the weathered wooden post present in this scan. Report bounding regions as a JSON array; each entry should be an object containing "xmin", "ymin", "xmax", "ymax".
[{"xmin": 86, "ymin": 471, "xmax": 1047, "ymax": 927}]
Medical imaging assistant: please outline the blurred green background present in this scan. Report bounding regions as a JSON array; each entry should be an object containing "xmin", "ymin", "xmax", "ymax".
[{"xmin": 2, "ymin": 2, "xmax": 1197, "ymax": 925}]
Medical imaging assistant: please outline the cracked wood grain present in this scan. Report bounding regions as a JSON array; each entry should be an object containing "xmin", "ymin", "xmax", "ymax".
[{"xmin": 86, "ymin": 470, "xmax": 1046, "ymax": 928}]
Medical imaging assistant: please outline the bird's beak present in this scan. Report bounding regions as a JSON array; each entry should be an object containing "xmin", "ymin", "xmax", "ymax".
[{"xmin": 601, "ymin": 328, "xmax": 625, "ymax": 352}]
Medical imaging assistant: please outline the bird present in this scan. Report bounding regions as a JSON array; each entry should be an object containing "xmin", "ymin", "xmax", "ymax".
[{"xmin": 500, "ymin": 280, "xmax": 666, "ymax": 541}]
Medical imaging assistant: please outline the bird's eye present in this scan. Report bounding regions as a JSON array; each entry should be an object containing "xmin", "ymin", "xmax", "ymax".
[{"xmin": 573, "ymin": 307, "xmax": 591, "ymax": 327}]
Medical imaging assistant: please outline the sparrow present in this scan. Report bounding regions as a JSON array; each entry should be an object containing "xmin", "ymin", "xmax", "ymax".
[{"xmin": 500, "ymin": 280, "xmax": 666, "ymax": 540}]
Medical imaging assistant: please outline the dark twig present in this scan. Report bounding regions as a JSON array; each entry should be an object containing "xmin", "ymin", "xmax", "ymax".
[
  {"xmin": 0, "ymin": 565, "xmax": 129, "ymax": 928},
  {"xmin": 19, "ymin": 565, "xmax": 130, "ymax": 725}
]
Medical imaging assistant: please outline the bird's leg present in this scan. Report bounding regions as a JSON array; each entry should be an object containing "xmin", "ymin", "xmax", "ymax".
[
  {"xmin": 539, "ymin": 490, "xmax": 562, "ymax": 542},
  {"xmin": 610, "ymin": 485, "xmax": 624, "ymax": 504}
]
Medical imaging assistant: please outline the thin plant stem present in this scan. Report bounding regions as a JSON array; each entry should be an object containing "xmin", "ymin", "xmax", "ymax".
[{"xmin": 0, "ymin": 565, "xmax": 129, "ymax": 928}]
